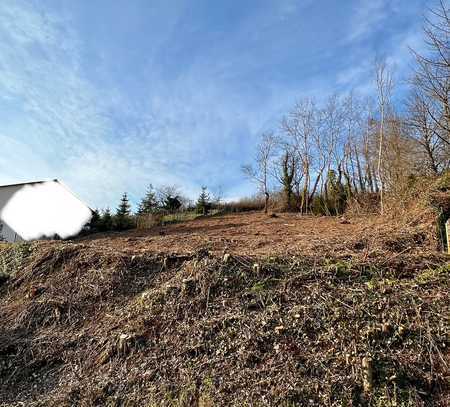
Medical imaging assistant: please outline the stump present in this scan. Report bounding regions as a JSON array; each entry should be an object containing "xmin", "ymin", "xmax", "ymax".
[{"xmin": 362, "ymin": 356, "xmax": 373, "ymax": 393}]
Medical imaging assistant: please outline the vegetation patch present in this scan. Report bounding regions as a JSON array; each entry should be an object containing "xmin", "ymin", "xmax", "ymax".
[{"xmin": 0, "ymin": 242, "xmax": 32, "ymax": 281}]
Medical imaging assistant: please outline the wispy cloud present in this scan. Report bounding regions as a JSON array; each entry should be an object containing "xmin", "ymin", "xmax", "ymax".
[
  {"xmin": 0, "ymin": 0, "xmax": 200, "ymax": 208},
  {"xmin": 0, "ymin": 1, "xmax": 113, "ymax": 199},
  {"xmin": 346, "ymin": 0, "xmax": 390, "ymax": 42},
  {"xmin": 0, "ymin": 0, "xmax": 277, "ymax": 208},
  {"xmin": 0, "ymin": 0, "xmax": 431, "ymax": 209}
]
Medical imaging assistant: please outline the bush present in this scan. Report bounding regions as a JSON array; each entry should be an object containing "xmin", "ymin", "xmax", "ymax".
[
  {"xmin": 136, "ymin": 213, "xmax": 164, "ymax": 230},
  {"xmin": 217, "ymin": 197, "xmax": 265, "ymax": 213}
]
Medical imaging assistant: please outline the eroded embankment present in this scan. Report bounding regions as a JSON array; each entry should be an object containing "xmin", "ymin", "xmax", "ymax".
[{"xmin": 0, "ymin": 242, "xmax": 449, "ymax": 406}]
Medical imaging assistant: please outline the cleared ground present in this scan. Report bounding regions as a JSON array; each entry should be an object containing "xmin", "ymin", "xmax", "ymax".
[
  {"xmin": 80, "ymin": 211, "xmax": 433, "ymax": 259},
  {"xmin": 0, "ymin": 211, "xmax": 448, "ymax": 406}
]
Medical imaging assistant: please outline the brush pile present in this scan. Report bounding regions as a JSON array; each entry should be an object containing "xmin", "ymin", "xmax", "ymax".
[{"xmin": 0, "ymin": 227, "xmax": 448, "ymax": 406}]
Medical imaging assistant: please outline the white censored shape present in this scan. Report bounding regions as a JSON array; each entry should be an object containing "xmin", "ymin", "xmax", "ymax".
[{"xmin": 1, "ymin": 181, "xmax": 92, "ymax": 240}]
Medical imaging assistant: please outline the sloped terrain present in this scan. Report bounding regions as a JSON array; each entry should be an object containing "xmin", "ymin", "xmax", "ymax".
[
  {"xmin": 0, "ymin": 213, "xmax": 449, "ymax": 406},
  {"xmin": 80, "ymin": 212, "xmax": 437, "ymax": 258}
]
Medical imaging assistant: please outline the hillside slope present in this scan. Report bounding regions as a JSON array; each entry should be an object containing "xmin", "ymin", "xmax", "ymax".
[{"xmin": 0, "ymin": 213, "xmax": 449, "ymax": 406}]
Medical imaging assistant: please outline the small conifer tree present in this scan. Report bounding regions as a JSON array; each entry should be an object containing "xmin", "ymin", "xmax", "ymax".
[
  {"xmin": 114, "ymin": 193, "xmax": 134, "ymax": 231},
  {"xmin": 196, "ymin": 186, "xmax": 211, "ymax": 215},
  {"xmin": 87, "ymin": 209, "xmax": 101, "ymax": 233},
  {"xmin": 100, "ymin": 208, "xmax": 113, "ymax": 232},
  {"xmin": 137, "ymin": 185, "xmax": 157, "ymax": 215}
]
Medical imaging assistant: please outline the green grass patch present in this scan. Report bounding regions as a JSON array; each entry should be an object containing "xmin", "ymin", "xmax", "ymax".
[{"xmin": 415, "ymin": 263, "xmax": 450, "ymax": 286}]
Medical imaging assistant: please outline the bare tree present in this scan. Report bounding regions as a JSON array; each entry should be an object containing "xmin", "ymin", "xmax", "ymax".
[
  {"xmin": 362, "ymin": 99, "xmax": 378, "ymax": 193},
  {"xmin": 381, "ymin": 115, "xmax": 418, "ymax": 190},
  {"xmin": 241, "ymin": 9, "xmax": 448, "ymax": 216},
  {"xmin": 406, "ymin": 90, "xmax": 444, "ymax": 174},
  {"xmin": 411, "ymin": 0, "xmax": 450, "ymax": 146},
  {"xmin": 281, "ymin": 99, "xmax": 318, "ymax": 213},
  {"xmin": 242, "ymin": 132, "xmax": 277, "ymax": 213},
  {"xmin": 343, "ymin": 93, "xmax": 365, "ymax": 193},
  {"xmin": 375, "ymin": 59, "xmax": 394, "ymax": 214},
  {"xmin": 211, "ymin": 185, "xmax": 224, "ymax": 206}
]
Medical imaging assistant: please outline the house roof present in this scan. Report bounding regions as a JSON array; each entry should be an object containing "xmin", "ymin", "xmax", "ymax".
[
  {"xmin": 0, "ymin": 179, "xmax": 58, "ymax": 189},
  {"xmin": 0, "ymin": 179, "xmax": 92, "ymax": 211}
]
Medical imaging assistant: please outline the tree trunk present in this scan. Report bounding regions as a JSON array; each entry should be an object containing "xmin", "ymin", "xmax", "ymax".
[
  {"xmin": 354, "ymin": 146, "xmax": 365, "ymax": 192},
  {"xmin": 377, "ymin": 106, "xmax": 385, "ymax": 215}
]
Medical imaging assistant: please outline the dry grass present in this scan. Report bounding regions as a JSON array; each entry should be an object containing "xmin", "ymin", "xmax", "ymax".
[
  {"xmin": 77, "ymin": 211, "xmax": 441, "ymax": 260},
  {"xmin": 0, "ymin": 211, "xmax": 448, "ymax": 406}
]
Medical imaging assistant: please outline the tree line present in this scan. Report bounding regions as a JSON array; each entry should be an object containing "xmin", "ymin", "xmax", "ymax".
[
  {"xmin": 88, "ymin": 2, "xmax": 449, "ymax": 235},
  {"xmin": 87, "ymin": 184, "xmax": 221, "ymax": 233},
  {"xmin": 243, "ymin": 1, "xmax": 450, "ymax": 215}
]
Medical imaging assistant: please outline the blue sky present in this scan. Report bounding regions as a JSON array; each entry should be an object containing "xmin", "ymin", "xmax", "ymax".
[{"xmin": 0, "ymin": 0, "xmax": 433, "ymax": 209}]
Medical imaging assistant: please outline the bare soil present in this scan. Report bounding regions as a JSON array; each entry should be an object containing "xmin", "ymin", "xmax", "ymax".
[{"xmin": 80, "ymin": 212, "xmax": 435, "ymax": 259}]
